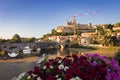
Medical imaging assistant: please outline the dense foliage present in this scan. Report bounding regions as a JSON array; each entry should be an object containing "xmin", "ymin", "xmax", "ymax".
[
  {"xmin": 88, "ymin": 26, "xmax": 119, "ymax": 46},
  {"xmin": 0, "ymin": 34, "xmax": 37, "ymax": 43}
]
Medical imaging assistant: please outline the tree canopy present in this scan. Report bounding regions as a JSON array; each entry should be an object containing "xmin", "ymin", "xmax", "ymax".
[
  {"xmin": 104, "ymin": 24, "xmax": 114, "ymax": 31},
  {"xmin": 11, "ymin": 34, "xmax": 22, "ymax": 43}
]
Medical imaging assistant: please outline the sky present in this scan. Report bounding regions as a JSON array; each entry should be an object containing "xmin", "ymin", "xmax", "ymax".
[{"xmin": 0, "ymin": 0, "xmax": 120, "ymax": 39}]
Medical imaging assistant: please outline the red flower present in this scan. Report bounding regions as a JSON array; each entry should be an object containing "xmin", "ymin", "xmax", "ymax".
[
  {"xmin": 72, "ymin": 63, "xmax": 78, "ymax": 68},
  {"xmin": 84, "ymin": 75, "xmax": 93, "ymax": 80},
  {"xmin": 63, "ymin": 58, "xmax": 72, "ymax": 66},
  {"xmin": 33, "ymin": 67, "xmax": 40, "ymax": 74},
  {"xmin": 72, "ymin": 54, "xmax": 78, "ymax": 61},
  {"xmin": 65, "ymin": 73, "xmax": 72, "ymax": 80},
  {"xmin": 79, "ymin": 56, "xmax": 87, "ymax": 61},
  {"xmin": 54, "ymin": 68, "xmax": 62, "ymax": 74},
  {"xmin": 27, "ymin": 70, "xmax": 33, "ymax": 75},
  {"xmin": 47, "ymin": 75, "xmax": 55, "ymax": 80},
  {"xmin": 73, "ymin": 67, "xmax": 82, "ymax": 76},
  {"xmin": 66, "ymin": 67, "xmax": 73, "ymax": 73},
  {"xmin": 45, "ymin": 62, "xmax": 51, "ymax": 68}
]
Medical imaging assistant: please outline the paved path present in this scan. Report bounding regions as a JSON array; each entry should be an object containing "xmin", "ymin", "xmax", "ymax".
[
  {"xmin": 0, "ymin": 62, "xmax": 36, "ymax": 80},
  {"xmin": 0, "ymin": 55, "xmax": 58, "ymax": 80},
  {"xmin": 0, "ymin": 57, "xmax": 38, "ymax": 80}
]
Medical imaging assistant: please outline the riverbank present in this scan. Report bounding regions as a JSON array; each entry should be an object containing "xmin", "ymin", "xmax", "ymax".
[{"xmin": 0, "ymin": 56, "xmax": 39, "ymax": 62}]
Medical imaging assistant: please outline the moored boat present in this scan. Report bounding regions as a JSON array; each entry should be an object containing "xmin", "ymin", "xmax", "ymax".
[
  {"xmin": 23, "ymin": 46, "xmax": 31, "ymax": 54},
  {"xmin": 8, "ymin": 52, "xmax": 19, "ymax": 57}
]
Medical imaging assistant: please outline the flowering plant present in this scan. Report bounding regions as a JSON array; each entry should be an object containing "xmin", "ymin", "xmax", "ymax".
[{"xmin": 14, "ymin": 54, "xmax": 120, "ymax": 80}]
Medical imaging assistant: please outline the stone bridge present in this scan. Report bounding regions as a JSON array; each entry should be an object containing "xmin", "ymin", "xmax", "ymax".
[{"xmin": 0, "ymin": 42, "xmax": 68, "ymax": 52}]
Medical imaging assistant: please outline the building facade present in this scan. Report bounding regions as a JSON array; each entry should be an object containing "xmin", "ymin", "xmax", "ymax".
[{"xmin": 56, "ymin": 19, "xmax": 94, "ymax": 33}]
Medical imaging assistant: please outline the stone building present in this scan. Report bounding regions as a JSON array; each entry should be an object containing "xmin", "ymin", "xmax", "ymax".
[{"xmin": 56, "ymin": 18, "xmax": 94, "ymax": 33}]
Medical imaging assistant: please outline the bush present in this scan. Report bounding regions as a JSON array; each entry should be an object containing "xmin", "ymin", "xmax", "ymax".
[{"xmin": 70, "ymin": 43, "xmax": 80, "ymax": 48}]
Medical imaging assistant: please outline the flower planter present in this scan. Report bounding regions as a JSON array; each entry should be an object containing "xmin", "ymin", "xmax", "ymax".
[{"xmin": 13, "ymin": 54, "xmax": 120, "ymax": 80}]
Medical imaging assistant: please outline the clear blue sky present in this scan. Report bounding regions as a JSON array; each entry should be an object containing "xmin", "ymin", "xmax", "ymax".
[{"xmin": 0, "ymin": 0, "xmax": 120, "ymax": 39}]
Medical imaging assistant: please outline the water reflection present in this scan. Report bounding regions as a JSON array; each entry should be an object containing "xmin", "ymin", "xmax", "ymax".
[
  {"xmin": 39, "ymin": 48, "xmax": 118, "ymax": 58},
  {"xmin": 39, "ymin": 48, "xmax": 86, "ymax": 59},
  {"xmin": 40, "ymin": 49, "xmax": 58, "ymax": 55}
]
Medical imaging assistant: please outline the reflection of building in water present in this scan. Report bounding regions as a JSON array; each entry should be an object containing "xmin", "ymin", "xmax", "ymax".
[{"xmin": 57, "ymin": 51, "xmax": 60, "ymax": 57}]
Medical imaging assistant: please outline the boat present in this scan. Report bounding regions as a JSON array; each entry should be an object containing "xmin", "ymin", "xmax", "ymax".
[
  {"xmin": 23, "ymin": 46, "xmax": 31, "ymax": 54},
  {"xmin": 8, "ymin": 52, "xmax": 19, "ymax": 57}
]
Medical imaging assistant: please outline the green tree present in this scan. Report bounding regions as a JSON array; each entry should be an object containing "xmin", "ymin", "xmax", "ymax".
[
  {"xmin": 104, "ymin": 24, "xmax": 114, "ymax": 31},
  {"xmin": 0, "ymin": 39, "xmax": 7, "ymax": 43},
  {"xmin": 51, "ymin": 29, "xmax": 57, "ymax": 35},
  {"xmin": 97, "ymin": 27, "xmax": 106, "ymax": 39},
  {"xmin": 11, "ymin": 34, "xmax": 21, "ymax": 43},
  {"xmin": 27, "ymin": 37, "xmax": 36, "ymax": 42},
  {"xmin": 111, "ymin": 35, "xmax": 118, "ymax": 46},
  {"xmin": 41, "ymin": 34, "xmax": 50, "ymax": 41},
  {"xmin": 114, "ymin": 22, "xmax": 120, "ymax": 27},
  {"xmin": 101, "ymin": 35, "xmax": 111, "ymax": 46},
  {"xmin": 88, "ymin": 34, "xmax": 98, "ymax": 44}
]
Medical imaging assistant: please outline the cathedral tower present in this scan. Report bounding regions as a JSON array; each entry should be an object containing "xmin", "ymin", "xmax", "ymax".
[{"xmin": 73, "ymin": 17, "xmax": 77, "ymax": 36}]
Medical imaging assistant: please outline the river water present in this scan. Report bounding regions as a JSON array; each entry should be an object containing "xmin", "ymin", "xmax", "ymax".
[{"xmin": 40, "ymin": 48, "xmax": 119, "ymax": 58}]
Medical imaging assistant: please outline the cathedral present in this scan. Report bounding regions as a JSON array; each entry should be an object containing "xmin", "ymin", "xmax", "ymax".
[{"xmin": 55, "ymin": 18, "xmax": 94, "ymax": 33}]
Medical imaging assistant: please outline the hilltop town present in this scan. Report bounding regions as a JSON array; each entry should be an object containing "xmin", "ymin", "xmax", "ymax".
[{"xmin": 42, "ymin": 18, "xmax": 120, "ymax": 46}]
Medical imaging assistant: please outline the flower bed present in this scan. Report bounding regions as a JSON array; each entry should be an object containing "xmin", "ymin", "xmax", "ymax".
[{"xmin": 13, "ymin": 54, "xmax": 120, "ymax": 80}]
